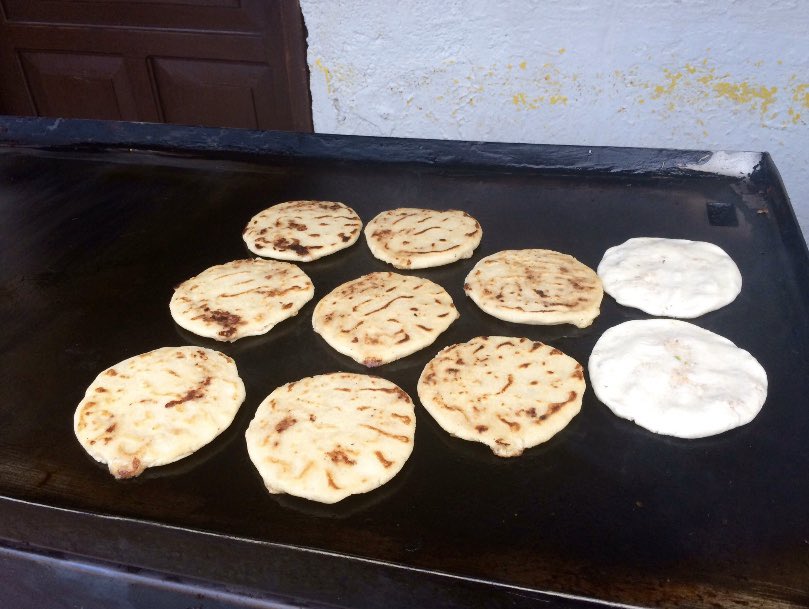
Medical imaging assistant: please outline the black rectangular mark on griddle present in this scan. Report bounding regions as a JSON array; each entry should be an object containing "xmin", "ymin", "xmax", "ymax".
[{"xmin": 706, "ymin": 201, "xmax": 738, "ymax": 226}]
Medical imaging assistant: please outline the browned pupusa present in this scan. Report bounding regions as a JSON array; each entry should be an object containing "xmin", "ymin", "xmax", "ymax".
[
  {"xmin": 242, "ymin": 200, "xmax": 363, "ymax": 261},
  {"xmin": 170, "ymin": 258, "xmax": 314, "ymax": 342},
  {"xmin": 74, "ymin": 346, "xmax": 246, "ymax": 478},
  {"xmin": 312, "ymin": 271, "xmax": 459, "ymax": 367},
  {"xmin": 418, "ymin": 336, "xmax": 584, "ymax": 457},
  {"xmin": 364, "ymin": 207, "xmax": 482, "ymax": 269},
  {"xmin": 464, "ymin": 249, "xmax": 603, "ymax": 328},
  {"xmin": 245, "ymin": 373, "xmax": 416, "ymax": 503}
]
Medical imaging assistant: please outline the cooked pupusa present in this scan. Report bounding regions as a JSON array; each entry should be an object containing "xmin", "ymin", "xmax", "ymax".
[
  {"xmin": 74, "ymin": 346, "xmax": 246, "ymax": 478},
  {"xmin": 418, "ymin": 336, "xmax": 584, "ymax": 457},
  {"xmin": 243, "ymin": 200, "xmax": 362, "ymax": 261},
  {"xmin": 245, "ymin": 373, "xmax": 416, "ymax": 504},
  {"xmin": 312, "ymin": 271, "xmax": 458, "ymax": 367},
  {"xmin": 364, "ymin": 207, "xmax": 482, "ymax": 269},
  {"xmin": 464, "ymin": 249, "xmax": 603, "ymax": 328},
  {"xmin": 170, "ymin": 258, "xmax": 314, "ymax": 342}
]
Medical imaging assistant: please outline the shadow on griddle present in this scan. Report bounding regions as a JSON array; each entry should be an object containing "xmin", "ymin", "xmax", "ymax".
[
  {"xmin": 263, "ymin": 450, "xmax": 415, "ymax": 519},
  {"xmin": 309, "ymin": 333, "xmax": 428, "ymax": 375},
  {"xmin": 171, "ymin": 308, "xmax": 311, "ymax": 356},
  {"xmin": 88, "ymin": 397, "xmax": 256, "ymax": 484},
  {"xmin": 415, "ymin": 401, "xmax": 580, "ymax": 472},
  {"xmin": 240, "ymin": 238, "xmax": 367, "ymax": 281},
  {"xmin": 452, "ymin": 300, "xmax": 602, "ymax": 345}
]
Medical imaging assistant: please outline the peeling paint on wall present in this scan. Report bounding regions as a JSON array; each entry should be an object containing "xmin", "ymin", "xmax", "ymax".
[
  {"xmin": 311, "ymin": 54, "xmax": 805, "ymax": 132},
  {"xmin": 301, "ymin": 0, "xmax": 809, "ymax": 236}
]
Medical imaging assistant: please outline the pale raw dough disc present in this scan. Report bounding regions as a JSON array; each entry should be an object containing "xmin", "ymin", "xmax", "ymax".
[
  {"xmin": 588, "ymin": 319, "xmax": 767, "ymax": 438},
  {"xmin": 464, "ymin": 249, "xmax": 603, "ymax": 328},
  {"xmin": 364, "ymin": 208, "xmax": 482, "ymax": 269},
  {"xmin": 74, "ymin": 346, "xmax": 246, "ymax": 478},
  {"xmin": 597, "ymin": 237, "xmax": 742, "ymax": 318},
  {"xmin": 245, "ymin": 373, "xmax": 416, "ymax": 504},
  {"xmin": 312, "ymin": 271, "xmax": 459, "ymax": 367},
  {"xmin": 170, "ymin": 258, "xmax": 314, "ymax": 342},
  {"xmin": 242, "ymin": 200, "xmax": 363, "ymax": 261}
]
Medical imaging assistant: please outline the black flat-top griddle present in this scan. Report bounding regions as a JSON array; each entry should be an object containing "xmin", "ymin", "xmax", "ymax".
[{"xmin": 1, "ymin": 117, "xmax": 808, "ymax": 609}]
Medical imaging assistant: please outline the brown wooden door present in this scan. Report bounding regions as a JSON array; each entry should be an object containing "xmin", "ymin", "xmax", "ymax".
[{"xmin": 0, "ymin": 0, "xmax": 312, "ymax": 132}]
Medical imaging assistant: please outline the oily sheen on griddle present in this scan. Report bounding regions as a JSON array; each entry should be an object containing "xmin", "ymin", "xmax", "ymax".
[{"xmin": 74, "ymin": 346, "xmax": 246, "ymax": 478}]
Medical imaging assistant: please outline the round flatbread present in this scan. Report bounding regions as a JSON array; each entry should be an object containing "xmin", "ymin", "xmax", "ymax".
[
  {"xmin": 364, "ymin": 208, "xmax": 482, "ymax": 269},
  {"xmin": 588, "ymin": 319, "xmax": 767, "ymax": 438},
  {"xmin": 245, "ymin": 373, "xmax": 416, "ymax": 504},
  {"xmin": 312, "ymin": 272, "xmax": 459, "ymax": 367},
  {"xmin": 464, "ymin": 249, "xmax": 603, "ymax": 328},
  {"xmin": 170, "ymin": 258, "xmax": 314, "ymax": 342},
  {"xmin": 243, "ymin": 200, "xmax": 363, "ymax": 261},
  {"xmin": 597, "ymin": 237, "xmax": 742, "ymax": 318},
  {"xmin": 418, "ymin": 336, "xmax": 584, "ymax": 457},
  {"xmin": 74, "ymin": 346, "xmax": 246, "ymax": 478}
]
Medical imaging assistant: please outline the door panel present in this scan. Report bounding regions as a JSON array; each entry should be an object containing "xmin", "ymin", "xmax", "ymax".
[
  {"xmin": 152, "ymin": 57, "xmax": 276, "ymax": 129},
  {"xmin": 0, "ymin": 0, "xmax": 312, "ymax": 132},
  {"xmin": 2, "ymin": 0, "xmax": 267, "ymax": 32},
  {"xmin": 19, "ymin": 51, "xmax": 138, "ymax": 120}
]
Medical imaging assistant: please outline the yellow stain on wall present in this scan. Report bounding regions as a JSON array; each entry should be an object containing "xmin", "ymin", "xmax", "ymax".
[
  {"xmin": 712, "ymin": 81, "xmax": 778, "ymax": 114},
  {"xmin": 314, "ymin": 58, "xmax": 333, "ymax": 95},
  {"xmin": 652, "ymin": 69, "xmax": 683, "ymax": 98},
  {"xmin": 788, "ymin": 83, "xmax": 809, "ymax": 124},
  {"xmin": 502, "ymin": 58, "xmax": 570, "ymax": 110},
  {"xmin": 645, "ymin": 62, "xmax": 784, "ymax": 119},
  {"xmin": 339, "ymin": 54, "xmax": 805, "ymax": 130},
  {"xmin": 788, "ymin": 107, "xmax": 802, "ymax": 124},
  {"xmin": 794, "ymin": 83, "xmax": 809, "ymax": 108},
  {"xmin": 512, "ymin": 92, "xmax": 527, "ymax": 107}
]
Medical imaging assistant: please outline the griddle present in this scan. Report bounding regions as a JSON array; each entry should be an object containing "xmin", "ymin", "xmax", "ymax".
[{"xmin": 1, "ymin": 117, "xmax": 808, "ymax": 608}]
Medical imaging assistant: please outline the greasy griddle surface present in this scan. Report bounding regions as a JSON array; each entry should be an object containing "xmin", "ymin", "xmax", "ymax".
[{"xmin": 1, "ymin": 147, "xmax": 807, "ymax": 607}]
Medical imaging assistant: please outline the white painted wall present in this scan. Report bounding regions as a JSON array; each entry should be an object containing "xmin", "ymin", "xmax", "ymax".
[{"xmin": 300, "ymin": 0, "xmax": 809, "ymax": 237}]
